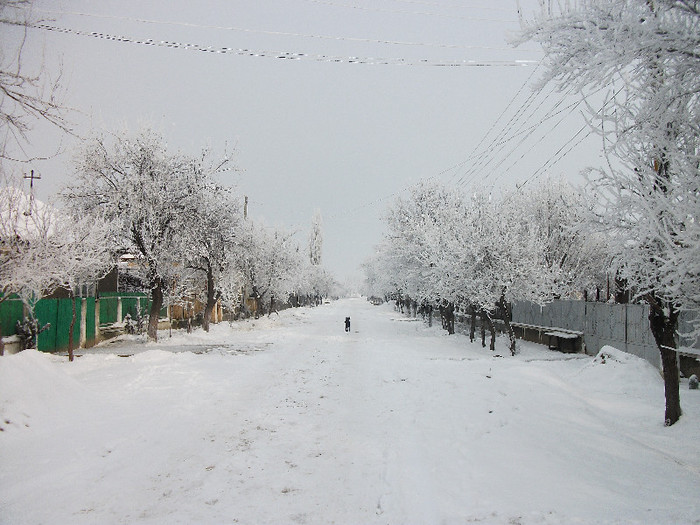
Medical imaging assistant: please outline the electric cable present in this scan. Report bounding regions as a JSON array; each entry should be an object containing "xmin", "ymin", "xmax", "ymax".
[
  {"xmin": 363, "ymin": 0, "xmax": 512, "ymax": 13},
  {"xmin": 297, "ymin": 0, "xmax": 518, "ymax": 22},
  {"xmin": 31, "ymin": 8, "xmax": 539, "ymax": 53},
  {"xmin": 30, "ymin": 23, "xmax": 539, "ymax": 67},
  {"xmin": 443, "ymin": 61, "xmax": 541, "ymax": 185}
]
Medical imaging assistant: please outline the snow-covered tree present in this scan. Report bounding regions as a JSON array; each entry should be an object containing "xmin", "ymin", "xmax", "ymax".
[
  {"xmin": 1, "ymin": 172, "xmax": 113, "ymax": 355},
  {"xmin": 49, "ymin": 213, "xmax": 114, "ymax": 360},
  {"xmin": 0, "ymin": 174, "xmax": 51, "ymax": 305},
  {"xmin": 371, "ymin": 178, "xmax": 608, "ymax": 354},
  {"xmin": 308, "ymin": 209, "xmax": 323, "ymax": 266},
  {"xmin": 380, "ymin": 181, "xmax": 458, "ymax": 305},
  {"xmin": 519, "ymin": 0, "xmax": 700, "ymax": 425},
  {"xmin": 513, "ymin": 178, "xmax": 609, "ymax": 298},
  {"xmin": 180, "ymin": 163, "xmax": 242, "ymax": 332},
  {"xmin": 237, "ymin": 220, "xmax": 300, "ymax": 316},
  {"xmin": 64, "ymin": 129, "xmax": 200, "ymax": 341}
]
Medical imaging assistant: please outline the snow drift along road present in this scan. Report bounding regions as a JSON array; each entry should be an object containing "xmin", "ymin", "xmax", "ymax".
[{"xmin": 1, "ymin": 297, "xmax": 699, "ymax": 524}]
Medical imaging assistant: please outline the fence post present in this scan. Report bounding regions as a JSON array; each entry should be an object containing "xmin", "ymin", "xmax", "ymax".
[
  {"xmin": 80, "ymin": 298, "xmax": 87, "ymax": 348},
  {"xmin": 117, "ymin": 297, "xmax": 123, "ymax": 324},
  {"xmin": 94, "ymin": 297, "xmax": 101, "ymax": 344}
]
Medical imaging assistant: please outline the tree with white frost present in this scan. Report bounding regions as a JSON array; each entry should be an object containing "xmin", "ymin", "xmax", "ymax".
[
  {"xmin": 180, "ymin": 167, "xmax": 242, "ymax": 332},
  {"xmin": 49, "ymin": 213, "xmax": 113, "ymax": 360},
  {"xmin": 64, "ymin": 129, "xmax": 200, "ymax": 342},
  {"xmin": 308, "ymin": 209, "xmax": 323, "ymax": 267},
  {"xmin": 0, "ymin": 174, "xmax": 55, "ymax": 307},
  {"xmin": 514, "ymin": 178, "xmax": 609, "ymax": 299},
  {"xmin": 1, "ymin": 173, "xmax": 113, "ymax": 355},
  {"xmin": 518, "ymin": 0, "xmax": 700, "ymax": 425},
  {"xmin": 237, "ymin": 220, "xmax": 300, "ymax": 317}
]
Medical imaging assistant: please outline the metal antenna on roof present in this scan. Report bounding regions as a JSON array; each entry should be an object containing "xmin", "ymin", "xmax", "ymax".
[{"xmin": 23, "ymin": 169, "xmax": 41, "ymax": 216}]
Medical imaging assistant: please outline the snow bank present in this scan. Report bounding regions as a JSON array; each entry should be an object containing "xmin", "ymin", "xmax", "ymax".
[
  {"xmin": 0, "ymin": 350, "xmax": 85, "ymax": 433},
  {"xmin": 575, "ymin": 345, "xmax": 663, "ymax": 394}
]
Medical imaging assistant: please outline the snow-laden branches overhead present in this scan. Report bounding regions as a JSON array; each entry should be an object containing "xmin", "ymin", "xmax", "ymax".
[
  {"xmin": 519, "ymin": 0, "xmax": 700, "ymax": 425},
  {"xmin": 0, "ymin": 0, "xmax": 69, "ymax": 162}
]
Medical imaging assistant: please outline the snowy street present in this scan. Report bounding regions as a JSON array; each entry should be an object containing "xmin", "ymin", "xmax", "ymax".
[{"xmin": 1, "ymin": 298, "xmax": 699, "ymax": 524}]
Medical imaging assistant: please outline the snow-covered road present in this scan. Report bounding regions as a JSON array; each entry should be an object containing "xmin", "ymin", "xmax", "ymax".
[{"xmin": 1, "ymin": 298, "xmax": 699, "ymax": 524}]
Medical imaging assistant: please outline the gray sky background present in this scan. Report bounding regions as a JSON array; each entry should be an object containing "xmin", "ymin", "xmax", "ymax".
[{"xmin": 4, "ymin": 0, "xmax": 605, "ymax": 286}]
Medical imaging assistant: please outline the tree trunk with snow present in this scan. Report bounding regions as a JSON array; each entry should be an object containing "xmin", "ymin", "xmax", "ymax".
[
  {"xmin": 469, "ymin": 305, "xmax": 477, "ymax": 343},
  {"xmin": 148, "ymin": 280, "xmax": 164, "ymax": 342},
  {"xmin": 68, "ymin": 290, "xmax": 77, "ymax": 362},
  {"xmin": 202, "ymin": 266, "xmax": 217, "ymax": 333},
  {"xmin": 498, "ymin": 293, "xmax": 516, "ymax": 356},
  {"xmin": 646, "ymin": 296, "xmax": 682, "ymax": 426},
  {"xmin": 481, "ymin": 309, "xmax": 495, "ymax": 351}
]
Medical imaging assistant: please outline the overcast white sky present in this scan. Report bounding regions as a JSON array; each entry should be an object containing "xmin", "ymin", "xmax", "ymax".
[{"xmin": 4, "ymin": 0, "xmax": 605, "ymax": 285}]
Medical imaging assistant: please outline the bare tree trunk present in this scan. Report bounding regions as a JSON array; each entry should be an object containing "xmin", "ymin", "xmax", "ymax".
[
  {"xmin": 647, "ymin": 295, "xmax": 682, "ymax": 426},
  {"xmin": 148, "ymin": 281, "xmax": 164, "ymax": 342}
]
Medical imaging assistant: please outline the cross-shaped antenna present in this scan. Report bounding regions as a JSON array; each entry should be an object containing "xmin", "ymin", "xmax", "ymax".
[{"xmin": 23, "ymin": 169, "xmax": 41, "ymax": 216}]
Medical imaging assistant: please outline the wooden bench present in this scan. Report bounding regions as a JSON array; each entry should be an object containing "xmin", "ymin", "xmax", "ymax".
[
  {"xmin": 511, "ymin": 322, "xmax": 583, "ymax": 353},
  {"xmin": 545, "ymin": 330, "xmax": 583, "ymax": 353},
  {"xmin": 99, "ymin": 323, "xmax": 124, "ymax": 339}
]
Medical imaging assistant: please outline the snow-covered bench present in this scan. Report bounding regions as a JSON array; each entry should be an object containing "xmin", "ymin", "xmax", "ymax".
[
  {"xmin": 544, "ymin": 330, "xmax": 583, "ymax": 353},
  {"xmin": 510, "ymin": 322, "xmax": 583, "ymax": 353},
  {"xmin": 99, "ymin": 322, "xmax": 124, "ymax": 339}
]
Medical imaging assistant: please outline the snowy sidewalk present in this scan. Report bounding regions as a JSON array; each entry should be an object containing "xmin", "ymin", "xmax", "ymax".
[{"xmin": 1, "ymin": 297, "xmax": 699, "ymax": 524}]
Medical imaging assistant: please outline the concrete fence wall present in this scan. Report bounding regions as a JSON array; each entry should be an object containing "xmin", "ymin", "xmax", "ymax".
[{"xmin": 512, "ymin": 300, "xmax": 700, "ymax": 370}]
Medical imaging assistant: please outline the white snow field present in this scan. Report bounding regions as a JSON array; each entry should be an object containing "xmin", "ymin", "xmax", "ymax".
[{"xmin": 1, "ymin": 298, "xmax": 699, "ymax": 525}]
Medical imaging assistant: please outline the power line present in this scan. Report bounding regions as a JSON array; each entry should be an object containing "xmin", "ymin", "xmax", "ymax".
[
  {"xmin": 502, "ymin": 125, "xmax": 593, "ymax": 203},
  {"xmin": 483, "ymin": 98, "xmax": 585, "ymax": 191},
  {"xmin": 454, "ymin": 83, "xmax": 611, "ymax": 191},
  {"xmin": 507, "ymin": 88, "xmax": 623, "ymax": 196},
  {"xmin": 443, "ymin": 62, "xmax": 541, "ymax": 186},
  {"xmin": 383, "ymin": 0, "xmax": 513, "ymax": 13},
  {"xmin": 456, "ymin": 88, "xmax": 551, "ymax": 187},
  {"xmin": 32, "ymin": 8, "xmax": 539, "ymax": 53},
  {"xmin": 462, "ymin": 85, "xmax": 571, "ymax": 184},
  {"xmin": 30, "ymin": 23, "xmax": 539, "ymax": 67},
  {"xmin": 298, "ymin": 0, "xmax": 519, "ymax": 22},
  {"xmin": 455, "ymin": 87, "xmax": 551, "ymax": 188}
]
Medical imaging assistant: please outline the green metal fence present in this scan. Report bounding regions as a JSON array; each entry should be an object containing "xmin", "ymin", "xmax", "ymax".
[
  {"xmin": 0, "ymin": 297, "xmax": 23, "ymax": 337},
  {"xmin": 1, "ymin": 293, "xmax": 152, "ymax": 353}
]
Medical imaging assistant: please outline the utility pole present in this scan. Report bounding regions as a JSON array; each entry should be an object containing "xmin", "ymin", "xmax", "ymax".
[
  {"xmin": 244, "ymin": 195, "xmax": 248, "ymax": 220},
  {"xmin": 23, "ymin": 169, "xmax": 41, "ymax": 215}
]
